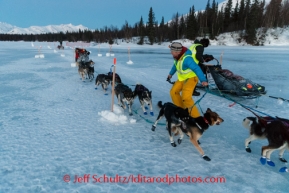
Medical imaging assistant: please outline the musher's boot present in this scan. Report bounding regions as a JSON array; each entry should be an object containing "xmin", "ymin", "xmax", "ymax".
[{"xmin": 193, "ymin": 89, "xmax": 200, "ymax": 96}]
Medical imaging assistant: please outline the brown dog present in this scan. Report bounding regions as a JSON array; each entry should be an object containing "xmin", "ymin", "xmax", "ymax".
[
  {"xmin": 174, "ymin": 108, "xmax": 224, "ymax": 161},
  {"xmin": 242, "ymin": 116, "xmax": 289, "ymax": 167}
]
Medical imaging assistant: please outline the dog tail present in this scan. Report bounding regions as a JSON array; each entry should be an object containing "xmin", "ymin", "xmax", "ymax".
[
  {"xmin": 157, "ymin": 101, "xmax": 163, "ymax": 109},
  {"xmin": 242, "ymin": 117, "xmax": 256, "ymax": 130}
]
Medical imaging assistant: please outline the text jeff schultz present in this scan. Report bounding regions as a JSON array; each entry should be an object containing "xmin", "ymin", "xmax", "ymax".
[{"xmin": 67, "ymin": 174, "xmax": 226, "ymax": 184}]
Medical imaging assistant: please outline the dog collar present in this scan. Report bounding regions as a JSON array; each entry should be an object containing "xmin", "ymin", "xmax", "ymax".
[{"xmin": 203, "ymin": 117, "xmax": 209, "ymax": 124}]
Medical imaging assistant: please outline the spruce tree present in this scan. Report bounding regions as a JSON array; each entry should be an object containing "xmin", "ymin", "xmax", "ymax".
[
  {"xmin": 147, "ymin": 7, "xmax": 155, "ymax": 45},
  {"xmin": 239, "ymin": 0, "xmax": 246, "ymax": 30},
  {"xmin": 246, "ymin": 0, "xmax": 258, "ymax": 45},
  {"xmin": 158, "ymin": 17, "xmax": 165, "ymax": 44},
  {"xmin": 224, "ymin": 0, "xmax": 233, "ymax": 31},
  {"xmin": 138, "ymin": 16, "xmax": 144, "ymax": 45}
]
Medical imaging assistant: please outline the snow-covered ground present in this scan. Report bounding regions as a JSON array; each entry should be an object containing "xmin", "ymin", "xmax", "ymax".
[{"xmin": 0, "ymin": 41, "xmax": 289, "ymax": 193}]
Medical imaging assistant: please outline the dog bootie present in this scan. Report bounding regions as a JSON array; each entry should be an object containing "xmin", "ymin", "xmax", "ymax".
[
  {"xmin": 266, "ymin": 159, "xmax": 275, "ymax": 167},
  {"xmin": 279, "ymin": 157, "xmax": 287, "ymax": 163},
  {"xmin": 202, "ymin": 155, "xmax": 211, "ymax": 161},
  {"xmin": 245, "ymin": 147, "xmax": 251, "ymax": 153},
  {"xmin": 171, "ymin": 142, "xmax": 177, "ymax": 147},
  {"xmin": 260, "ymin": 157, "xmax": 266, "ymax": 165},
  {"xmin": 150, "ymin": 112, "xmax": 154, "ymax": 116},
  {"xmin": 144, "ymin": 112, "xmax": 148, "ymax": 115},
  {"xmin": 279, "ymin": 167, "xmax": 288, "ymax": 173}
]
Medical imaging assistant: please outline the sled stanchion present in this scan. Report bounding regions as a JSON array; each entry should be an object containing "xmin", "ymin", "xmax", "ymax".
[{"xmin": 111, "ymin": 58, "xmax": 117, "ymax": 112}]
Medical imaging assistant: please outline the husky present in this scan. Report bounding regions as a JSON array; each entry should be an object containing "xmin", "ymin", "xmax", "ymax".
[
  {"xmin": 107, "ymin": 72, "xmax": 122, "ymax": 85},
  {"xmin": 95, "ymin": 74, "xmax": 111, "ymax": 92},
  {"xmin": 242, "ymin": 116, "xmax": 289, "ymax": 166},
  {"xmin": 86, "ymin": 60, "xmax": 95, "ymax": 81},
  {"xmin": 180, "ymin": 109, "xmax": 223, "ymax": 161},
  {"xmin": 133, "ymin": 84, "xmax": 153, "ymax": 116},
  {"xmin": 114, "ymin": 83, "xmax": 134, "ymax": 116},
  {"xmin": 151, "ymin": 101, "xmax": 190, "ymax": 147},
  {"xmin": 78, "ymin": 63, "xmax": 88, "ymax": 81},
  {"xmin": 152, "ymin": 101, "xmax": 224, "ymax": 161}
]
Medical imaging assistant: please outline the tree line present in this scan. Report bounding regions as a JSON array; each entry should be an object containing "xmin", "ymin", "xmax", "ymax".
[{"xmin": 0, "ymin": 0, "xmax": 288, "ymax": 45}]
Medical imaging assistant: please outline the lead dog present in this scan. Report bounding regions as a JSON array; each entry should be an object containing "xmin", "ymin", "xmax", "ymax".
[
  {"xmin": 77, "ymin": 63, "xmax": 88, "ymax": 81},
  {"xmin": 133, "ymin": 84, "xmax": 153, "ymax": 116},
  {"xmin": 114, "ymin": 83, "xmax": 134, "ymax": 116},
  {"xmin": 242, "ymin": 116, "xmax": 289, "ymax": 166},
  {"xmin": 86, "ymin": 60, "xmax": 95, "ymax": 81}
]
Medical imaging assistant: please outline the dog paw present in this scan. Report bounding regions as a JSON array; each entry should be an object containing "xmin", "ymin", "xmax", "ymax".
[
  {"xmin": 171, "ymin": 142, "xmax": 177, "ymax": 147},
  {"xmin": 151, "ymin": 125, "xmax": 156, "ymax": 131},
  {"xmin": 267, "ymin": 160, "xmax": 275, "ymax": 167},
  {"xmin": 150, "ymin": 112, "xmax": 154, "ymax": 116},
  {"xmin": 197, "ymin": 140, "xmax": 201, "ymax": 145},
  {"xmin": 260, "ymin": 157, "xmax": 266, "ymax": 165},
  {"xmin": 144, "ymin": 112, "xmax": 148, "ymax": 115},
  {"xmin": 104, "ymin": 93, "xmax": 108, "ymax": 95},
  {"xmin": 129, "ymin": 113, "xmax": 133, "ymax": 116},
  {"xmin": 279, "ymin": 167, "xmax": 288, "ymax": 173},
  {"xmin": 178, "ymin": 139, "xmax": 182, "ymax": 144},
  {"xmin": 245, "ymin": 147, "xmax": 251, "ymax": 153},
  {"xmin": 279, "ymin": 157, "xmax": 287, "ymax": 163},
  {"xmin": 95, "ymin": 88, "xmax": 98, "ymax": 90},
  {"xmin": 202, "ymin": 155, "xmax": 211, "ymax": 161}
]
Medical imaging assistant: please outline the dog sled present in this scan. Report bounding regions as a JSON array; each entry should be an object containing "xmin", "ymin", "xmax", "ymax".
[{"xmin": 197, "ymin": 59, "xmax": 266, "ymax": 99}]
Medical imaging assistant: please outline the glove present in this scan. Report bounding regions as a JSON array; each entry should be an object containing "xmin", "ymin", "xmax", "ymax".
[
  {"xmin": 167, "ymin": 75, "xmax": 172, "ymax": 81},
  {"xmin": 203, "ymin": 54, "xmax": 214, "ymax": 62}
]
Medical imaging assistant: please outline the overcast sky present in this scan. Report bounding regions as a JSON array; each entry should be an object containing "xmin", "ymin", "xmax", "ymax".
[{"xmin": 0, "ymin": 0, "xmax": 224, "ymax": 29}]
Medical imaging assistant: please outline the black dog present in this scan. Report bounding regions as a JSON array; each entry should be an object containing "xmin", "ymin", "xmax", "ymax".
[
  {"xmin": 107, "ymin": 72, "xmax": 122, "ymax": 85},
  {"xmin": 152, "ymin": 101, "xmax": 190, "ymax": 147},
  {"xmin": 133, "ymin": 84, "xmax": 153, "ymax": 116},
  {"xmin": 85, "ymin": 60, "xmax": 95, "ymax": 81},
  {"xmin": 114, "ymin": 83, "xmax": 134, "ymax": 116},
  {"xmin": 95, "ymin": 74, "xmax": 111, "ymax": 93}
]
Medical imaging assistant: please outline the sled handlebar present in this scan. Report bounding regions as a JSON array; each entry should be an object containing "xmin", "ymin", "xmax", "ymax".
[
  {"xmin": 205, "ymin": 58, "xmax": 220, "ymax": 66},
  {"xmin": 214, "ymin": 58, "xmax": 220, "ymax": 65}
]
